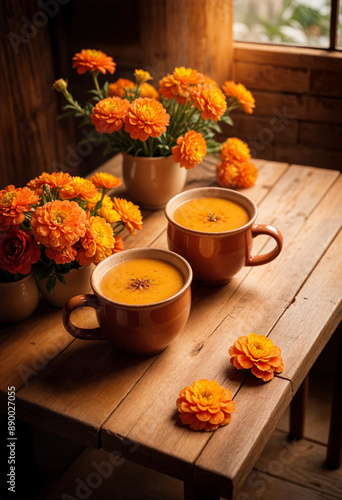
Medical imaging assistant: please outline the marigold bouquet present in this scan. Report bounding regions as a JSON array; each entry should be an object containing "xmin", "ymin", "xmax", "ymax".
[
  {"xmin": 53, "ymin": 49, "xmax": 257, "ymax": 184},
  {"xmin": 0, "ymin": 171, "xmax": 142, "ymax": 292}
]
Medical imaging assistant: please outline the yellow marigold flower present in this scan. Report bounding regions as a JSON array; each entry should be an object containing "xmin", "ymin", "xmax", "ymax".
[
  {"xmin": 134, "ymin": 69, "xmax": 152, "ymax": 84},
  {"xmin": 220, "ymin": 138, "xmax": 251, "ymax": 163},
  {"xmin": 158, "ymin": 67, "xmax": 202, "ymax": 105},
  {"xmin": 229, "ymin": 333, "xmax": 284, "ymax": 382},
  {"xmin": 176, "ymin": 379, "xmax": 235, "ymax": 431},
  {"xmin": 45, "ymin": 245, "xmax": 77, "ymax": 265},
  {"xmin": 172, "ymin": 130, "xmax": 207, "ymax": 170},
  {"xmin": 59, "ymin": 177, "xmax": 98, "ymax": 201},
  {"xmin": 77, "ymin": 216, "xmax": 115, "ymax": 265},
  {"xmin": 98, "ymin": 205, "xmax": 121, "ymax": 225},
  {"xmin": 139, "ymin": 82, "xmax": 160, "ymax": 100},
  {"xmin": 222, "ymin": 81, "xmax": 255, "ymax": 114},
  {"xmin": 31, "ymin": 200, "xmax": 87, "ymax": 249},
  {"xmin": 112, "ymin": 197, "xmax": 142, "ymax": 235},
  {"xmin": 87, "ymin": 192, "xmax": 113, "ymax": 211},
  {"xmin": 191, "ymin": 83, "xmax": 227, "ymax": 122},
  {"xmin": 123, "ymin": 98, "xmax": 170, "ymax": 142},
  {"xmin": 52, "ymin": 78, "xmax": 68, "ymax": 92},
  {"xmin": 27, "ymin": 171, "xmax": 72, "ymax": 194},
  {"xmin": 0, "ymin": 185, "xmax": 39, "ymax": 230},
  {"xmin": 72, "ymin": 49, "xmax": 116, "ymax": 75},
  {"xmin": 90, "ymin": 172, "xmax": 122, "ymax": 190},
  {"xmin": 91, "ymin": 97, "xmax": 130, "ymax": 134},
  {"xmin": 108, "ymin": 79, "xmax": 135, "ymax": 98}
]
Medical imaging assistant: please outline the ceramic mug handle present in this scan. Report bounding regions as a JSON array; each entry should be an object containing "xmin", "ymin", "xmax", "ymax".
[
  {"xmin": 62, "ymin": 294, "xmax": 105, "ymax": 340},
  {"xmin": 246, "ymin": 224, "xmax": 283, "ymax": 266}
]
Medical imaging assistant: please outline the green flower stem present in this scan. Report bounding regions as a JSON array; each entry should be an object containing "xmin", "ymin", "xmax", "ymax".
[
  {"xmin": 92, "ymin": 70, "xmax": 103, "ymax": 99},
  {"xmin": 141, "ymin": 140, "xmax": 149, "ymax": 156},
  {"xmin": 63, "ymin": 90, "xmax": 89, "ymax": 118}
]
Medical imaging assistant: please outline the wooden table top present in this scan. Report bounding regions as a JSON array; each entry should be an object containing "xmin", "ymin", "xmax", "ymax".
[{"xmin": 1, "ymin": 155, "xmax": 342, "ymax": 499}]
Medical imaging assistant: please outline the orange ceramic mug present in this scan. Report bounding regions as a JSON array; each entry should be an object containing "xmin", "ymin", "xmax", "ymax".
[
  {"xmin": 165, "ymin": 187, "xmax": 283, "ymax": 285},
  {"xmin": 62, "ymin": 248, "xmax": 192, "ymax": 355}
]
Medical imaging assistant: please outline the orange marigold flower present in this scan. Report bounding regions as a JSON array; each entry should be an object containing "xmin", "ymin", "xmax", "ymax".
[
  {"xmin": 158, "ymin": 67, "xmax": 202, "ymax": 105},
  {"xmin": 172, "ymin": 130, "xmax": 207, "ymax": 169},
  {"xmin": 112, "ymin": 197, "xmax": 142, "ymax": 235},
  {"xmin": 191, "ymin": 84, "xmax": 227, "ymax": 121},
  {"xmin": 176, "ymin": 379, "xmax": 235, "ymax": 431},
  {"xmin": 112, "ymin": 234, "xmax": 124, "ymax": 253},
  {"xmin": 123, "ymin": 98, "xmax": 169, "ymax": 142},
  {"xmin": 220, "ymin": 138, "xmax": 251, "ymax": 163},
  {"xmin": 229, "ymin": 333, "xmax": 284, "ymax": 382},
  {"xmin": 52, "ymin": 78, "xmax": 68, "ymax": 93},
  {"xmin": 222, "ymin": 81, "xmax": 255, "ymax": 114},
  {"xmin": 77, "ymin": 216, "xmax": 115, "ymax": 266},
  {"xmin": 31, "ymin": 200, "xmax": 87, "ymax": 249},
  {"xmin": 27, "ymin": 172, "xmax": 72, "ymax": 194},
  {"xmin": 0, "ymin": 185, "xmax": 39, "ymax": 230},
  {"xmin": 0, "ymin": 229, "xmax": 40, "ymax": 275},
  {"xmin": 108, "ymin": 78, "xmax": 135, "ymax": 98},
  {"xmin": 91, "ymin": 97, "xmax": 130, "ymax": 134},
  {"xmin": 134, "ymin": 69, "xmax": 152, "ymax": 84},
  {"xmin": 216, "ymin": 160, "xmax": 257, "ymax": 189},
  {"xmin": 198, "ymin": 73, "xmax": 219, "ymax": 87},
  {"xmin": 90, "ymin": 172, "xmax": 122, "ymax": 190},
  {"xmin": 59, "ymin": 177, "xmax": 98, "ymax": 201},
  {"xmin": 45, "ymin": 245, "xmax": 77, "ymax": 265},
  {"xmin": 139, "ymin": 82, "xmax": 160, "ymax": 100},
  {"xmin": 72, "ymin": 49, "xmax": 116, "ymax": 75}
]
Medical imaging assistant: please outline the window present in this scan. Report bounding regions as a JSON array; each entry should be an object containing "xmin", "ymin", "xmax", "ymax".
[{"xmin": 234, "ymin": 0, "xmax": 341, "ymax": 50}]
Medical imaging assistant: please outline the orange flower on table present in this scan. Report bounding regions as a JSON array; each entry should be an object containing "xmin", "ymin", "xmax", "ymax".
[
  {"xmin": 172, "ymin": 130, "xmax": 207, "ymax": 170},
  {"xmin": 220, "ymin": 138, "xmax": 251, "ymax": 163},
  {"xmin": 90, "ymin": 172, "xmax": 122, "ymax": 190},
  {"xmin": 59, "ymin": 177, "xmax": 98, "ymax": 201},
  {"xmin": 134, "ymin": 69, "xmax": 152, "ymax": 84},
  {"xmin": 27, "ymin": 172, "xmax": 72, "ymax": 194},
  {"xmin": 72, "ymin": 49, "xmax": 116, "ymax": 75},
  {"xmin": 222, "ymin": 81, "xmax": 255, "ymax": 115},
  {"xmin": 139, "ymin": 83, "xmax": 160, "ymax": 100},
  {"xmin": 191, "ymin": 84, "xmax": 227, "ymax": 121},
  {"xmin": 31, "ymin": 200, "xmax": 87, "ymax": 249},
  {"xmin": 217, "ymin": 160, "xmax": 257, "ymax": 189},
  {"xmin": 0, "ymin": 185, "xmax": 39, "ymax": 230},
  {"xmin": 91, "ymin": 97, "xmax": 130, "ymax": 134},
  {"xmin": 0, "ymin": 228, "xmax": 40, "ymax": 275},
  {"xmin": 87, "ymin": 192, "xmax": 121, "ymax": 224},
  {"xmin": 176, "ymin": 379, "xmax": 235, "ymax": 431},
  {"xmin": 229, "ymin": 333, "xmax": 284, "ymax": 382},
  {"xmin": 158, "ymin": 67, "xmax": 202, "ymax": 105},
  {"xmin": 123, "ymin": 98, "xmax": 170, "ymax": 142},
  {"xmin": 112, "ymin": 234, "xmax": 124, "ymax": 253},
  {"xmin": 108, "ymin": 79, "xmax": 135, "ymax": 98},
  {"xmin": 77, "ymin": 216, "xmax": 114, "ymax": 266},
  {"xmin": 45, "ymin": 245, "xmax": 77, "ymax": 265},
  {"xmin": 112, "ymin": 197, "xmax": 142, "ymax": 235}
]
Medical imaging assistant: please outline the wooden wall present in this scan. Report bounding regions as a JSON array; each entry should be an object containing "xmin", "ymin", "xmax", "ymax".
[{"xmin": 226, "ymin": 43, "xmax": 342, "ymax": 170}]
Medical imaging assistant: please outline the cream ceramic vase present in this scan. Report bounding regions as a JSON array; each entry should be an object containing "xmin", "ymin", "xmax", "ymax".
[
  {"xmin": 122, "ymin": 154, "xmax": 187, "ymax": 210},
  {"xmin": 36, "ymin": 265, "xmax": 94, "ymax": 308},
  {"xmin": 0, "ymin": 274, "xmax": 40, "ymax": 324}
]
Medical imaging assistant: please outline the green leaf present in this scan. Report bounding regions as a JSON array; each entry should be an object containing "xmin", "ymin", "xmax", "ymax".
[
  {"xmin": 103, "ymin": 81, "xmax": 109, "ymax": 96},
  {"xmin": 208, "ymin": 122, "xmax": 222, "ymax": 133},
  {"xmin": 46, "ymin": 275, "xmax": 57, "ymax": 294},
  {"xmin": 220, "ymin": 115, "xmax": 234, "ymax": 126},
  {"xmin": 56, "ymin": 274, "xmax": 66, "ymax": 285},
  {"xmin": 38, "ymin": 265, "xmax": 53, "ymax": 280}
]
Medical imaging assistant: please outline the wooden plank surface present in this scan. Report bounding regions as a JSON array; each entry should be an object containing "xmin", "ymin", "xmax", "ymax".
[
  {"xmin": 5, "ymin": 159, "xmax": 287, "ymax": 449},
  {"xmin": 100, "ymin": 165, "xmax": 341, "ymax": 487}
]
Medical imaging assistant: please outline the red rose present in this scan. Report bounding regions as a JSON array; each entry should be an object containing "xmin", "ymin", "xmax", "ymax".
[{"xmin": 0, "ymin": 229, "xmax": 40, "ymax": 275}]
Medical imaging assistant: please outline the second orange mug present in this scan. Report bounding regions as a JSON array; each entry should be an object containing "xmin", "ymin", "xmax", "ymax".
[{"xmin": 165, "ymin": 187, "xmax": 283, "ymax": 285}]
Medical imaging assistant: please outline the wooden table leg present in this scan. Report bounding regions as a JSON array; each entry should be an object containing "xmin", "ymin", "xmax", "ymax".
[
  {"xmin": 289, "ymin": 375, "xmax": 309, "ymax": 440},
  {"xmin": 184, "ymin": 480, "xmax": 221, "ymax": 500},
  {"xmin": 325, "ymin": 327, "xmax": 342, "ymax": 469}
]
